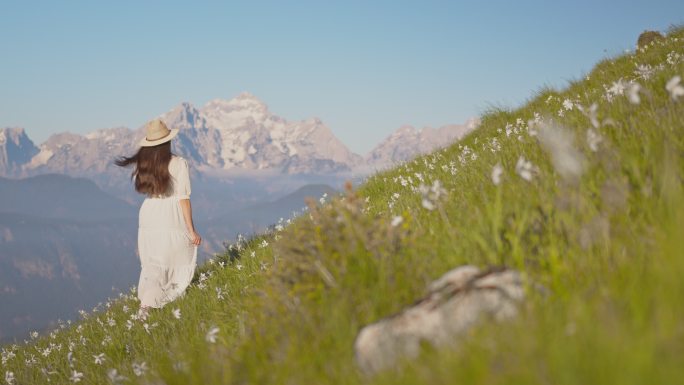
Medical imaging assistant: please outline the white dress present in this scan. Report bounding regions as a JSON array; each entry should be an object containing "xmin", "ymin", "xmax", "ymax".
[{"xmin": 137, "ymin": 155, "xmax": 197, "ymax": 308}]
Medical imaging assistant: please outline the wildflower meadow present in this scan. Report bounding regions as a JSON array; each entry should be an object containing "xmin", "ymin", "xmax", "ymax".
[{"xmin": 2, "ymin": 26, "xmax": 684, "ymax": 385}]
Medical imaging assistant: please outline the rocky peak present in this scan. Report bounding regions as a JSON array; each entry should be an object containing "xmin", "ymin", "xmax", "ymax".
[
  {"xmin": 364, "ymin": 119, "xmax": 479, "ymax": 167},
  {"xmin": 392, "ymin": 125, "xmax": 418, "ymax": 138},
  {"xmin": 0, "ymin": 127, "xmax": 39, "ymax": 175},
  {"xmin": 203, "ymin": 92, "xmax": 269, "ymax": 115},
  {"xmin": 161, "ymin": 102, "xmax": 206, "ymax": 131}
]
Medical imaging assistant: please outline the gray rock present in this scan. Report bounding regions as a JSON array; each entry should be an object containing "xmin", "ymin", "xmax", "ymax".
[{"xmin": 354, "ymin": 265, "xmax": 525, "ymax": 374}]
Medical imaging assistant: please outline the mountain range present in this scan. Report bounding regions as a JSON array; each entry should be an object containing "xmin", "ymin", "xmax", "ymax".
[{"xmin": 0, "ymin": 92, "xmax": 478, "ymax": 186}]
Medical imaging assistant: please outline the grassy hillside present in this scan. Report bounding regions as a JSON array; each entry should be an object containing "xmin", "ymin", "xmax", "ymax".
[{"xmin": 3, "ymin": 27, "xmax": 684, "ymax": 384}]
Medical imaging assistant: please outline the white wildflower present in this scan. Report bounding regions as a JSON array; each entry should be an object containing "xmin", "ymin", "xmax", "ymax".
[
  {"xmin": 577, "ymin": 103, "xmax": 600, "ymax": 128},
  {"xmin": 236, "ymin": 263, "xmax": 243, "ymax": 271},
  {"xmin": 24, "ymin": 354, "xmax": 37, "ymax": 366},
  {"xmin": 634, "ymin": 63, "xmax": 655, "ymax": 80},
  {"xmin": 586, "ymin": 129, "xmax": 603, "ymax": 152},
  {"xmin": 391, "ymin": 215, "xmax": 403, "ymax": 227},
  {"xmin": 260, "ymin": 239, "xmax": 268, "ymax": 248},
  {"xmin": 132, "ymin": 361, "xmax": 148, "ymax": 377},
  {"xmin": 607, "ymin": 78, "xmax": 626, "ymax": 99},
  {"xmin": 206, "ymin": 326, "xmax": 220, "ymax": 343},
  {"xmin": 1, "ymin": 349, "xmax": 16, "ymax": 365},
  {"xmin": 93, "ymin": 353, "xmax": 105, "ymax": 365},
  {"xmin": 538, "ymin": 123, "xmax": 584, "ymax": 180},
  {"xmin": 107, "ymin": 369, "xmax": 127, "ymax": 384},
  {"xmin": 69, "ymin": 370, "xmax": 84, "ymax": 383},
  {"xmin": 216, "ymin": 287, "xmax": 225, "ymax": 300},
  {"xmin": 172, "ymin": 308, "xmax": 181, "ymax": 319},
  {"xmin": 30, "ymin": 331, "xmax": 38, "ymax": 339},
  {"xmin": 40, "ymin": 367, "xmax": 58, "ymax": 380},
  {"xmin": 627, "ymin": 82, "xmax": 642, "ymax": 104},
  {"xmin": 533, "ymin": 111, "xmax": 542, "ymax": 123},
  {"xmin": 418, "ymin": 180, "xmax": 447, "ymax": 211},
  {"xmin": 491, "ymin": 163, "xmax": 503, "ymax": 185},
  {"xmin": 5, "ymin": 371, "xmax": 15, "ymax": 385},
  {"xmin": 562, "ymin": 99, "xmax": 574, "ymax": 110},
  {"xmin": 667, "ymin": 51, "xmax": 682, "ymax": 66},
  {"xmin": 515, "ymin": 156, "xmax": 537, "ymax": 182},
  {"xmin": 666, "ymin": 75, "xmax": 684, "ymax": 100},
  {"xmin": 430, "ymin": 180, "xmax": 446, "ymax": 199}
]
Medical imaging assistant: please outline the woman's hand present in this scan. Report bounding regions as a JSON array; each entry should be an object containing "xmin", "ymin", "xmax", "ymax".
[
  {"xmin": 179, "ymin": 199, "xmax": 199, "ymax": 246},
  {"xmin": 188, "ymin": 230, "xmax": 202, "ymax": 246}
]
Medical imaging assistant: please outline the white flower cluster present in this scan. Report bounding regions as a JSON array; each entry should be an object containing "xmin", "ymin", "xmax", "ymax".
[{"xmin": 418, "ymin": 180, "xmax": 447, "ymax": 211}]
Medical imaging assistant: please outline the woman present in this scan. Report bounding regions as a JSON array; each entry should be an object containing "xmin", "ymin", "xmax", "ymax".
[{"xmin": 115, "ymin": 118, "xmax": 201, "ymax": 320}]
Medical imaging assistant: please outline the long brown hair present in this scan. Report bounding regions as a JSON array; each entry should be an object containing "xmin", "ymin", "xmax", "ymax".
[{"xmin": 115, "ymin": 141, "xmax": 174, "ymax": 197}]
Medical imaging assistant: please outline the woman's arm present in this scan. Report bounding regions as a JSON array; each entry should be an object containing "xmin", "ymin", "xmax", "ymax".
[{"xmin": 179, "ymin": 198, "xmax": 201, "ymax": 245}]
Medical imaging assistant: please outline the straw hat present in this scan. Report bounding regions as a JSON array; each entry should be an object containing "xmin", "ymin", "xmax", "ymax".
[{"xmin": 139, "ymin": 119, "xmax": 179, "ymax": 147}]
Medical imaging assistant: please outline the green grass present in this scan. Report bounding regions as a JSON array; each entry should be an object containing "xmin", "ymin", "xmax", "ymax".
[{"xmin": 3, "ymin": 26, "xmax": 684, "ymax": 384}]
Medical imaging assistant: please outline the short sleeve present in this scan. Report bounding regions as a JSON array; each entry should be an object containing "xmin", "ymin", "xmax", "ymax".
[{"xmin": 175, "ymin": 157, "xmax": 191, "ymax": 199}]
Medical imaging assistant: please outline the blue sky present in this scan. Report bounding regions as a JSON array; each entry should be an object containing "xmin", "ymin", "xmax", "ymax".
[{"xmin": 1, "ymin": 1, "xmax": 683, "ymax": 154}]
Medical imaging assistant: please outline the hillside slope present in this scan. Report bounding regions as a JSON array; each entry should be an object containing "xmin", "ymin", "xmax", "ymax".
[{"xmin": 2, "ymin": 27, "xmax": 683, "ymax": 384}]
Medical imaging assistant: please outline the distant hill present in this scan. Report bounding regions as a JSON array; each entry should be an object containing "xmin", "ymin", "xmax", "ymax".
[
  {"xmin": 0, "ymin": 173, "xmax": 137, "ymax": 221},
  {"xmin": 0, "ymin": 176, "xmax": 338, "ymax": 342},
  {"xmin": 0, "ymin": 212, "xmax": 138, "ymax": 342},
  {"xmin": 202, "ymin": 183, "xmax": 338, "ymax": 251}
]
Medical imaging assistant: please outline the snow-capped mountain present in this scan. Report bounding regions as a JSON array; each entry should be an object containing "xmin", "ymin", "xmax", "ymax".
[
  {"xmin": 159, "ymin": 92, "xmax": 363, "ymax": 174},
  {"xmin": 16, "ymin": 126, "xmax": 141, "ymax": 191},
  {"xmin": 1, "ymin": 92, "xmax": 478, "ymax": 185},
  {"xmin": 364, "ymin": 117, "xmax": 480, "ymax": 167},
  {"xmin": 0, "ymin": 127, "xmax": 39, "ymax": 175}
]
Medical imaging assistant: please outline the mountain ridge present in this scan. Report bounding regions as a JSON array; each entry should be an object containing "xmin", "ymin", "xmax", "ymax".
[{"xmin": 0, "ymin": 93, "xmax": 477, "ymax": 181}]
